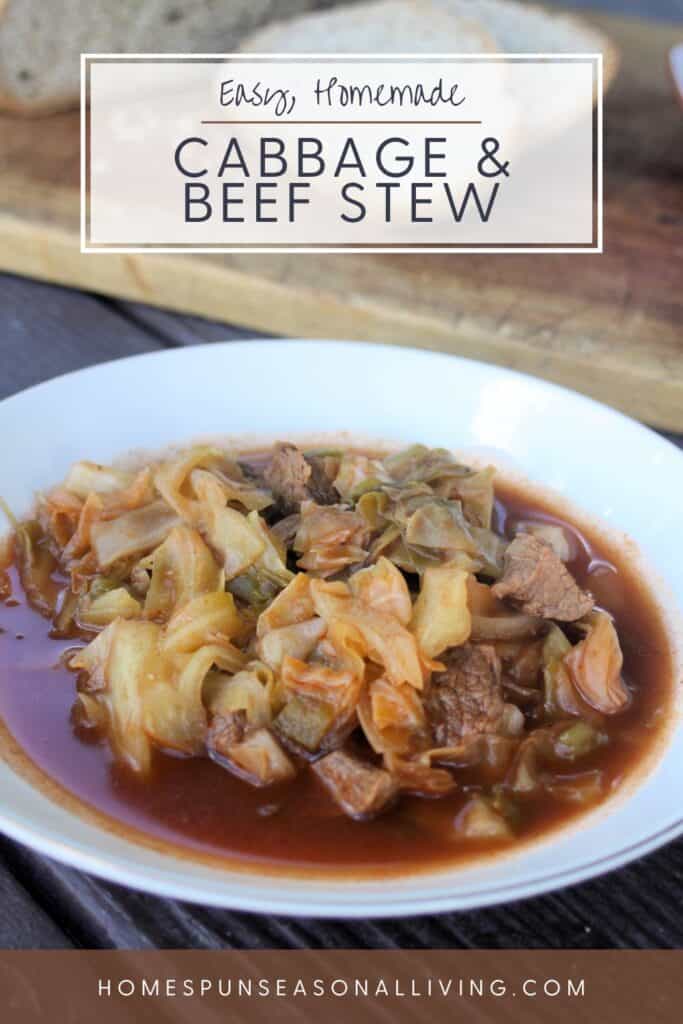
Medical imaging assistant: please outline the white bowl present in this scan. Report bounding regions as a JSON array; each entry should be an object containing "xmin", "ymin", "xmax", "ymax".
[{"xmin": 0, "ymin": 340, "xmax": 681, "ymax": 916}]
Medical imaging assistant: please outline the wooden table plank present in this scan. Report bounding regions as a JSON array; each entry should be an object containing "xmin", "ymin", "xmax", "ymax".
[
  {"xmin": 0, "ymin": 275, "xmax": 165, "ymax": 401},
  {"xmin": 109, "ymin": 300, "xmax": 272, "ymax": 347},
  {"xmin": 0, "ymin": 269, "xmax": 681, "ymax": 949},
  {"xmin": 0, "ymin": 859, "xmax": 74, "ymax": 949}
]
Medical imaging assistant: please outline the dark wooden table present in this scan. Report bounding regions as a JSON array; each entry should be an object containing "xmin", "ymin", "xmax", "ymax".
[{"xmin": 0, "ymin": 270, "xmax": 681, "ymax": 950}]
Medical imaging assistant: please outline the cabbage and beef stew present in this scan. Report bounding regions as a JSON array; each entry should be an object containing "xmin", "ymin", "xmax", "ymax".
[{"xmin": 0, "ymin": 443, "xmax": 673, "ymax": 870}]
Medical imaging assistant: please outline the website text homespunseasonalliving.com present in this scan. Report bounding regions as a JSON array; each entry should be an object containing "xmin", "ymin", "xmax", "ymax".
[{"xmin": 97, "ymin": 974, "xmax": 586, "ymax": 1001}]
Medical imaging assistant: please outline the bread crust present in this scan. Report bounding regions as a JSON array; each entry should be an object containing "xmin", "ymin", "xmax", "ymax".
[
  {"xmin": 0, "ymin": 0, "xmax": 316, "ymax": 115},
  {"xmin": 0, "ymin": 0, "xmax": 619, "ymax": 116}
]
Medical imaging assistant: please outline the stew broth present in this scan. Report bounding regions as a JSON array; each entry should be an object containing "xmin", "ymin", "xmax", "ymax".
[{"xmin": 0, "ymin": 477, "xmax": 674, "ymax": 874}]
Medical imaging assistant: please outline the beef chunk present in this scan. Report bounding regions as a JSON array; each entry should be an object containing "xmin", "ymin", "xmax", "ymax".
[
  {"xmin": 264, "ymin": 443, "xmax": 311, "ymax": 512},
  {"xmin": 427, "ymin": 644, "xmax": 505, "ymax": 746},
  {"xmin": 294, "ymin": 501, "xmax": 369, "ymax": 576},
  {"xmin": 313, "ymin": 750, "xmax": 398, "ymax": 819},
  {"xmin": 492, "ymin": 534, "xmax": 593, "ymax": 621},
  {"xmin": 307, "ymin": 455, "xmax": 340, "ymax": 506},
  {"xmin": 206, "ymin": 710, "xmax": 247, "ymax": 760},
  {"xmin": 264, "ymin": 443, "xmax": 338, "ymax": 513}
]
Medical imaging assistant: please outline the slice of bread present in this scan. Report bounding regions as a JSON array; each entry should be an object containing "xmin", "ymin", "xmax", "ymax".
[
  {"xmin": 436, "ymin": 0, "xmax": 608, "ymax": 52},
  {"xmin": 239, "ymin": 0, "xmax": 615, "ymax": 149},
  {"xmin": 0, "ymin": 0, "xmax": 617, "ymax": 116},
  {"xmin": 432, "ymin": 0, "xmax": 618, "ymax": 143},
  {"xmin": 242, "ymin": 0, "xmax": 616, "ymax": 89},
  {"xmin": 240, "ymin": 0, "xmax": 495, "ymax": 55},
  {"xmin": 0, "ymin": 0, "xmax": 317, "ymax": 115},
  {"xmin": 434, "ymin": 0, "xmax": 618, "ymax": 85}
]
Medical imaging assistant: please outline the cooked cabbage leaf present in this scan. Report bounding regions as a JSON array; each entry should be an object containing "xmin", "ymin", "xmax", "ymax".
[
  {"xmin": 143, "ymin": 525, "xmax": 223, "ymax": 620},
  {"xmin": 349, "ymin": 556, "xmax": 412, "ymax": 625},
  {"xmin": 410, "ymin": 564, "xmax": 471, "ymax": 658},
  {"xmin": 310, "ymin": 578, "xmax": 424, "ymax": 689},
  {"xmin": 91, "ymin": 501, "xmax": 181, "ymax": 569},
  {"xmin": 564, "ymin": 611, "xmax": 630, "ymax": 714}
]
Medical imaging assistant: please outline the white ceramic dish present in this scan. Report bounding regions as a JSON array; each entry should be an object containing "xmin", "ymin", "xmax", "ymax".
[{"xmin": 0, "ymin": 340, "xmax": 681, "ymax": 917}]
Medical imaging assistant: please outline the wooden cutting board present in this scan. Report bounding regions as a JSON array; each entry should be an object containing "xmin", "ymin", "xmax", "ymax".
[{"xmin": 0, "ymin": 12, "xmax": 681, "ymax": 429}]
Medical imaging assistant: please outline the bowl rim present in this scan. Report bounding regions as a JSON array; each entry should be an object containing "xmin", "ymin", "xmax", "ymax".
[
  {"xmin": 5, "ymin": 336, "xmax": 683, "ymax": 461},
  {"xmin": 0, "ymin": 806, "xmax": 681, "ymax": 917}
]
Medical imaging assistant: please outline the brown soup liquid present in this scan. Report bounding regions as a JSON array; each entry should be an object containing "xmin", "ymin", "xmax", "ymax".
[{"xmin": 0, "ymin": 482, "xmax": 675, "ymax": 874}]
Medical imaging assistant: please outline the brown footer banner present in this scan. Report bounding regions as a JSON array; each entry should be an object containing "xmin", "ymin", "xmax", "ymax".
[{"xmin": 1, "ymin": 950, "xmax": 680, "ymax": 1023}]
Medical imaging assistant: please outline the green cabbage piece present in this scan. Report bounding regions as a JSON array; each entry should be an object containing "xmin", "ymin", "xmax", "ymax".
[
  {"xmin": 553, "ymin": 722, "xmax": 607, "ymax": 760},
  {"xmin": 274, "ymin": 696, "xmax": 336, "ymax": 753}
]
